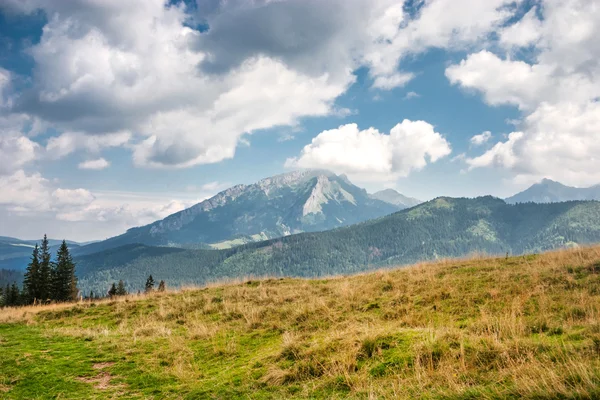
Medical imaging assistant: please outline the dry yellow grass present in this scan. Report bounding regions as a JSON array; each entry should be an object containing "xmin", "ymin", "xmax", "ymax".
[{"xmin": 1, "ymin": 246, "xmax": 600, "ymax": 399}]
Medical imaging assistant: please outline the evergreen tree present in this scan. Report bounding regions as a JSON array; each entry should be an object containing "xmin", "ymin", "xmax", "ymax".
[
  {"xmin": 157, "ymin": 280, "xmax": 166, "ymax": 292},
  {"xmin": 0, "ymin": 285, "xmax": 5, "ymax": 307},
  {"xmin": 8, "ymin": 282, "xmax": 20, "ymax": 306},
  {"xmin": 52, "ymin": 241, "xmax": 78, "ymax": 302},
  {"xmin": 38, "ymin": 235, "xmax": 52, "ymax": 302},
  {"xmin": 116, "ymin": 280, "xmax": 127, "ymax": 296},
  {"xmin": 144, "ymin": 275, "xmax": 155, "ymax": 293},
  {"xmin": 3, "ymin": 284, "xmax": 9, "ymax": 307},
  {"xmin": 108, "ymin": 283, "xmax": 117, "ymax": 297},
  {"xmin": 23, "ymin": 244, "xmax": 41, "ymax": 304}
]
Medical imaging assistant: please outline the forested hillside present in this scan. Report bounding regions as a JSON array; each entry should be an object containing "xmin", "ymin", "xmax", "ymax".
[{"xmin": 75, "ymin": 197, "xmax": 600, "ymax": 294}]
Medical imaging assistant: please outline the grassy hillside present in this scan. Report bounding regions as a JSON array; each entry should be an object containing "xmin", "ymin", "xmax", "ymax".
[
  {"xmin": 75, "ymin": 197, "xmax": 600, "ymax": 294},
  {"xmin": 1, "ymin": 247, "xmax": 600, "ymax": 399}
]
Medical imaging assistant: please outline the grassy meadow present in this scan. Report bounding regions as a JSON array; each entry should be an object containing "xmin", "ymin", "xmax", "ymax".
[{"xmin": 1, "ymin": 247, "xmax": 600, "ymax": 399}]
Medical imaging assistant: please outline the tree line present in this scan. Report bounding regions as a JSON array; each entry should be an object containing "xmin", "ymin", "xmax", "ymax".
[
  {"xmin": 0, "ymin": 235, "xmax": 168, "ymax": 307},
  {"xmin": 105, "ymin": 275, "xmax": 166, "ymax": 297},
  {"xmin": 0, "ymin": 235, "xmax": 77, "ymax": 307}
]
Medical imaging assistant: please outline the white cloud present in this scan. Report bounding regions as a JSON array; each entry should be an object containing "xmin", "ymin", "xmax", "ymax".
[
  {"xmin": 46, "ymin": 131, "xmax": 130, "ymax": 159},
  {"xmin": 0, "ymin": 134, "xmax": 39, "ymax": 175},
  {"xmin": 363, "ymin": 0, "xmax": 516, "ymax": 89},
  {"xmin": 0, "ymin": 170, "xmax": 50, "ymax": 210},
  {"xmin": 0, "ymin": 171, "xmax": 96, "ymax": 212},
  {"xmin": 499, "ymin": 7, "xmax": 542, "ymax": 49},
  {"xmin": 1, "ymin": 0, "xmax": 527, "ymax": 170},
  {"xmin": 467, "ymin": 102, "xmax": 600, "ymax": 186},
  {"xmin": 449, "ymin": 0, "xmax": 600, "ymax": 186},
  {"xmin": 9, "ymin": 0, "xmax": 367, "ymax": 169},
  {"xmin": 467, "ymin": 131, "xmax": 523, "ymax": 171},
  {"xmin": 286, "ymin": 121, "xmax": 451, "ymax": 181},
  {"xmin": 372, "ymin": 72, "xmax": 415, "ymax": 90},
  {"xmin": 0, "ymin": 169, "xmax": 226, "ymax": 240},
  {"xmin": 78, "ymin": 158, "xmax": 110, "ymax": 170},
  {"xmin": 404, "ymin": 91, "xmax": 420, "ymax": 100},
  {"xmin": 470, "ymin": 131, "xmax": 492, "ymax": 146},
  {"xmin": 445, "ymin": 51, "xmax": 554, "ymax": 110}
]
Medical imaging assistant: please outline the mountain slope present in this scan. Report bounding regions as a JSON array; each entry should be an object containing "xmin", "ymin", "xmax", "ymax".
[
  {"xmin": 75, "ymin": 170, "xmax": 400, "ymax": 255},
  {"xmin": 370, "ymin": 189, "xmax": 421, "ymax": 208},
  {"xmin": 506, "ymin": 178, "xmax": 600, "ymax": 203},
  {"xmin": 75, "ymin": 197, "xmax": 600, "ymax": 293}
]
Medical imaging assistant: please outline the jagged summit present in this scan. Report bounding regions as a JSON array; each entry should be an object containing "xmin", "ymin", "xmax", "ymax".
[{"xmin": 75, "ymin": 170, "xmax": 400, "ymax": 255}]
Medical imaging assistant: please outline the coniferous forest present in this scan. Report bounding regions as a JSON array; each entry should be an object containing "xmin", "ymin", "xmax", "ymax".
[{"xmin": 0, "ymin": 235, "xmax": 78, "ymax": 307}]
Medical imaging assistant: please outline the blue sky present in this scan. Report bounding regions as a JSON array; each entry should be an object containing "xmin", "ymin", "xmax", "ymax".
[{"xmin": 0, "ymin": 0, "xmax": 599, "ymax": 241}]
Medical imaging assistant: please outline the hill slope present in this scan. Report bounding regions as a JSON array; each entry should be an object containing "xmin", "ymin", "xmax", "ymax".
[
  {"xmin": 506, "ymin": 178, "xmax": 600, "ymax": 203},
  {"xmin": 74, "ymin": 170, "xmax": 400, "ymax": 255},
  {"xmin": 75, "ymin": 197, "xmax": 600, "ymax": 293},
  {"xmin": 2, "ymin": 247, "xmax": 599, "ymax": 399}
]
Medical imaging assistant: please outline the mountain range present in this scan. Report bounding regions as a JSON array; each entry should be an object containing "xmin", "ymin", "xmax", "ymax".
[
  {"xmin": 506, "ymin": 179, "xmax": 600, "ymax": 204},
  {"xmin": 74, "ymin": 170, "xmax": 410, "ymax": 255},
  {"xmin": 3, "ymin": 171, "xmax": 600, "ymax": 293},
  {"xmin": 74, "ymin": 196, "xmax": 600, "ymax": 294}
]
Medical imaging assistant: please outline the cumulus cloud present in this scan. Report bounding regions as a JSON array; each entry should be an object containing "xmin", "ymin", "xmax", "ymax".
[
  {"xmin": 0, "ymin": 169, "xmax": 224, "ymax": 239},
  {"xmin": 78, "ymin": 158, "xmax": 110, "ymax": 170},
  {"xmin": 286, "ymin": 121, "xmax": 451, "ymax": 181},
  {"xmin": 6, "ymin": 0, "xmax": 362, "ymax": 169},
  {"xmin": 0, "ymin": 170, "xmax": 50, "ymax": 210},
  {"xmin": 0, "ymin": 0, "xmax": 524, "ymax": 171},
  {"xmin": 46, "ymin": 131, "xmax": 130, "ymax": 159},
  {"xmin": 470, "ymin": 131, "xmax": 492, "ymax": 146},
  {"xmin": 448, "ymin": 0, "xmax": 600, "ymax": 186},
  {"xmin": 0, "ymin": 171, "xmax": 96, "ymax": 212},
  {"xmin": 51, "ymin": 188, "xmax": 95, "ymax": 207},
  {"xmin": 467, "ymin": 102, "xmax": 600, "ymax": 186},
  {"xmin": 499, "ymin": 7, "xmax": 542, "ymax": 49},
  {"xmin": 0, "ymin": 134, "xmax": 39, "ymax": 174}
]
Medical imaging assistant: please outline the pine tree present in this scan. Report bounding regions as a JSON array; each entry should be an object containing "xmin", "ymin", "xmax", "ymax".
[
  {"xmin": 8, "ymin": 282, "xmax": 20, "ymax": 306},
  {"xmin": 3, "ymin": 284, "xmax": 9, "ymax": 307},
  {"xmin": 23, "ymin": 244, "xmax": 41, "ymax": 304},
  {"xmin": 145, "ymin": 275, "xmax": 155, "ymax": 293},
  {"xmin": 116, "ymin": 280, "xmax": 127, "ymax": 296},
  {"xmin": 108, "ymin": 283, "xmax": 117, "ymax": 297},
  {"xmin": 0, "ymin": 285, "xmax": 5, "ymax": 307},
  {"xmin": 157, "ymin": 280, "xmax": 166, "ymax": 292},
  {"xmin": 38, "ymin": 235, "xmax": 52, "ymax": 302},
  {"xmin": 52, "ymin": 240, "xmax": 78, "ymax": 302}
]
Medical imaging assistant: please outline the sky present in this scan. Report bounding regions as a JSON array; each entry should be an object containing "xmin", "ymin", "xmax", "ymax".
[{"xmin": 0, "ymin": 0, "xmax": 599, "ymax": 242}]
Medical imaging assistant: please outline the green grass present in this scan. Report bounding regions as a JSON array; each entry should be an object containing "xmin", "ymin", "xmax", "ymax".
[{"xmin": 2, "ymin": 246, "xmax": 600, "ymax": 399}]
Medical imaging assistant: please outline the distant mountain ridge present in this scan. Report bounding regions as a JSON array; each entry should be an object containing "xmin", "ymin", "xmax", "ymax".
[
  {"xmin": 74, "ymin": 170, "xmax": 406, "ymax": 255},
  {"xmin": 506, "ymin": 179, "xmax": 600, "ymax": 204},
  {"xmin": 0, "ymin": 236, "xmax": 86, "ymax": 270},
  {"xmin": 74, "ymin": 196, "xmax": 600, "ymax": 293},
  {"xmin": 371, "ymin": 189, "xmax": 421, "ymax": 208}
]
